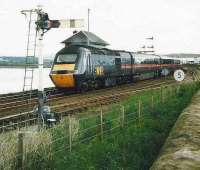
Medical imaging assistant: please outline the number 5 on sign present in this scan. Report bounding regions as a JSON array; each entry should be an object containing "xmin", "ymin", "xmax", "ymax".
[{"xmin": 174, "ymin": 69, "xmax": 185, "ymax": 82}]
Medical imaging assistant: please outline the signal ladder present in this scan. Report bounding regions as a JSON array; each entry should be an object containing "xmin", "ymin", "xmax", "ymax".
[{"xmin": 22, "ymin": 10, "xmax": 39, "ymax": 100}]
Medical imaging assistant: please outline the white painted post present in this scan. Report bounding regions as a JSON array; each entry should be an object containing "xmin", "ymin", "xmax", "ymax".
[
  {"xmin": 38, "ymin": 30, "xmax": 44, "ymax": 93},
  {"xmin": 37, "ymin": 29, "xmax": 45, "ymax": 130}
]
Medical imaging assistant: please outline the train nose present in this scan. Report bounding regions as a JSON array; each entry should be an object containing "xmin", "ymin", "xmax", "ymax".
[{"xmin": 50, "ymin": 73, "xmax": 75, "ymax": 88}]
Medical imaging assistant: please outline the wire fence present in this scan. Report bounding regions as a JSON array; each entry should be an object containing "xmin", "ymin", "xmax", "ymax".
[
  {"xmin": 0, "ymin": 81, "xmax": 179, "ymax": 133},
  {"xmin": 0, "ymin": 81, "xmax": 199, "ymax": 170}
]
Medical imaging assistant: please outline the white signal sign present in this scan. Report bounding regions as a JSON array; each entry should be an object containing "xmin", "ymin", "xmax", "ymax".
[
  {"xmin": 174, "ymin": 69, "xmax": 185, "ymax": 82},
  {"xmin": 59, "ymin": 19, "xmax": 84, "ymax": 28}
]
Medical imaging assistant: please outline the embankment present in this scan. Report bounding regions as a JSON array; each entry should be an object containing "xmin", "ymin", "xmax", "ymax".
[{"xmin": 151, "ymin": 90, "xmax": 200, "ymax": 170}]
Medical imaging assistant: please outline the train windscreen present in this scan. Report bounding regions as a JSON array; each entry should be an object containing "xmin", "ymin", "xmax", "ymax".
[{"xmin": 56, "ymin": 54, "xmax": 77, "ymax": 63}]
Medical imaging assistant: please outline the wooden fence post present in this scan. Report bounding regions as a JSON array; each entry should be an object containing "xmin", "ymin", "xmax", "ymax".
[
  {"xmin": 120, "ymin": 105, "xmax": 125, "ymax": 129},
  {"xmin": 17, "ymin": 132, "xmax": 24, "ymax": 170},
  {"xmin": 64, "ymin": 118, "xmax": 68, "ymax": 151},
  {"xmin": 176, "ymin": 85, "xmax": 180, "ymax": 95},
  {"xmin": 151, "ymin": 95, "xmax": 154, "ymax": 110},
  {"xmin": 138, "ymin": 99, "xmax": 141, "ymax": 125},
  {"xmin": 163, "ymin": 86, "xmax": 165, "ymax": 103},
  {"xmin": 2, "ymin": 121, "xmax": 5, "ymax": 133},
  {"xmin": 166, "ymin": 86, "xmax": 169, "ymax": 99},
  {"xmin": 161, "ymin": 86, "xmax": 163, "ymax": 103},
  {"xmin": 100, "ymin": 106, "xmax": 103, "ymax": 141},
  {"xmin": 172, "ymin": 85, "xmax": 175, "ymax": 95},
  {"xmin": 68, "ymin": 115, "xmax": 72, "ymax": 153},
  {"xmin": 168, "ymin": 86, "xmax": 171, "ymax": 97}
]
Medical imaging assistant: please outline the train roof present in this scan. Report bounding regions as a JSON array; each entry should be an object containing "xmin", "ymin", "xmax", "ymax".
[
  {"xmin": 57, "ymin": 45, "xmax": 163, "ymax": 58},
  {"xmin": 61, "ymin": 31, "xmax": 109, "ymax": 47}
]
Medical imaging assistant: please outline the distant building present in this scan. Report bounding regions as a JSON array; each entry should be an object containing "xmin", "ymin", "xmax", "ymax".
[{"xmin": 163, "ymin": 54, "xmax": 200, "ymax": 64}]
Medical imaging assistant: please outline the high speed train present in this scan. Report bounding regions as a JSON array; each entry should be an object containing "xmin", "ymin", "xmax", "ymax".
[{"xmin": 49, "ymin": 45, "xmax": 180, "ymax": 91}]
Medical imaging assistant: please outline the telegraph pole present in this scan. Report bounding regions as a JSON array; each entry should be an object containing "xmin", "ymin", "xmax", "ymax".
[
  {"xmin": 88, "ymin": 8, "xmax": 90, "ymax": 32},
  {"xmin": 87, "ymin": 8, "xmax": 90, "ymax": 46}
]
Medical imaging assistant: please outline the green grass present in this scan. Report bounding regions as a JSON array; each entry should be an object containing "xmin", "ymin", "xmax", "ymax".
[{"xmin": 11, "ymin": 81, "xmax": 200, "ymax": 170}]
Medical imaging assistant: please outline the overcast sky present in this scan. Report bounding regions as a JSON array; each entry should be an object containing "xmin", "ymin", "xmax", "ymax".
[{"xmin": 0, "ymin": 0, "xmax": 200, "ymax": 57}]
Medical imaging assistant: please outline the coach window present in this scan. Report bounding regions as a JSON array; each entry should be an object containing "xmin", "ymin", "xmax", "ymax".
[{"xmin": 115, "ymin": 58, "xmax": 121, "ymax": 69}]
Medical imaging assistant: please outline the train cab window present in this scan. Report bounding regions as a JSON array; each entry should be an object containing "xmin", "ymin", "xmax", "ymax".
[{"xmin": 56, "ymin": 54, "xmax": 77, "ymax": 63}]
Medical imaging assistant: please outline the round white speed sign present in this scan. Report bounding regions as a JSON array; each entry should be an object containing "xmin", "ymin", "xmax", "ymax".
[{"xmin": 174, "ymin": 69, "xmax": 185, "ymax": 81}]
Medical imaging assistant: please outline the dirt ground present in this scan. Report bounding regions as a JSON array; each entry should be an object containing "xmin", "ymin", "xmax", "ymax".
[{"xmin": 151, "ymin": 90, "xmax": 200, "ymax": 170}]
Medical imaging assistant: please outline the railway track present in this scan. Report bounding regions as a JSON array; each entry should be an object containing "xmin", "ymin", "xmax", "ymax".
[
  {"xmin": 0, "ymin": 77, "xmax": 178, "ymax": 132},
  {"xmin": 0, "ymin": 87, "xmax": 57, "ymax": 104},
  {"xmin": 0, "ymin": 78, "xmax": 170, "ymax": 117},
  {"xmin": 50, "ymin": 80, "xmax": 175, "ymax": 115},
  {"xmin": 0, "ymin": 87, "xmax": 65, "ymax": 117}
]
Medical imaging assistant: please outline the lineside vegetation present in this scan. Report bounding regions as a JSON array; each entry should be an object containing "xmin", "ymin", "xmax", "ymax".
[{"xmin": 2, "ymin": 81, "xmax": 200, "ymax": 170}]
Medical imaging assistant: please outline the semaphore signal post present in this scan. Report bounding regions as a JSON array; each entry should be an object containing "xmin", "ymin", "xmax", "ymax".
[{"xmin": 21, "ymin": 6, "xmax": 84, "ymax": 129}]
